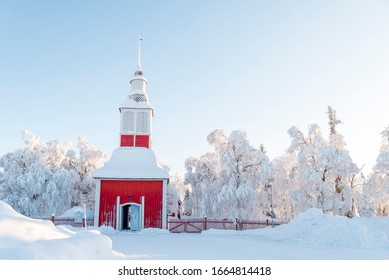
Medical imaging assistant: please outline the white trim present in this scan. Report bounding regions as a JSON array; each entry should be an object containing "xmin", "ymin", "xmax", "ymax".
[
  {"xmin": 149, "ymin": 113, "xmax": 153, "ymax": 148},
  {"xmin": 162, "ymin": 179, "xmax": 167, "ymax": 229},
  {"xmin": 94, "ymin": 180, "xmax": 101, "ymax": 226},
  {"xmin": 141, "ymin": 196, "xmax": 145, "ymax": 230},
  {"xmin": 116, "ymin": 196, "xmax": 120, "ymax": 231},
  {"xmin": 121, "ymin": 202, "xmax": 141, "ymax": 207}
]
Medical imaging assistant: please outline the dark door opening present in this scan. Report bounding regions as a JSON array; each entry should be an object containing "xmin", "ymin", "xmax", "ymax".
[
  {"xmin": 120, "ymin": 204, "xmax": 141, "ymax": 231},
  {"xmin": 121, "ymin": 204, "xmax": 131, "ymax": 230}
]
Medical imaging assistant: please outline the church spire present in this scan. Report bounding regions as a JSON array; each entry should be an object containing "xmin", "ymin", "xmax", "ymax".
[
  {"xmin": 135, "ymin": 36, "xmax": 144, "ymax": 76},
  {"xmin": 138, "ymin": 36, "xmax": 142, "ymax": 68}
]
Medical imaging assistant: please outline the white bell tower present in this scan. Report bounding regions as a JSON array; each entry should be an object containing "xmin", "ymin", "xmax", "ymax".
[{"xmin": 119, "ymin": 37, "xmax": 154, "ymax": 148}]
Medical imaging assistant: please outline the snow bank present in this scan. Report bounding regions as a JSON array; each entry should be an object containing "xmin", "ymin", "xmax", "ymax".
[
  {"xmin": 260, "ymin": 208, "xmax": 389, "ymax": 249},
  {"xmin": 0, "ymin": 201, "xmax": 123, "ymax": 259},
  {"xmin": 201, "ymin": 208, "xmax": 389, "ymax": 249}
]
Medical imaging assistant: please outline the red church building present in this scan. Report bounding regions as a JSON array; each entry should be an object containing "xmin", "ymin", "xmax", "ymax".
[{"xmin": 93, "ymin": 43, "xmax": 169, "ymax": 230}]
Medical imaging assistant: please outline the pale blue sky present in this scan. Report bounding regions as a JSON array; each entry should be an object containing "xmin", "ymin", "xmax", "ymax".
[{"xmin": 1, "ymin": 0, "xmax": 389, "ymax": 174}]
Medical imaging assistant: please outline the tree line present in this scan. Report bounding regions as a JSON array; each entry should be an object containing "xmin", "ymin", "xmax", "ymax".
[
  {"xmin": 1, "ymin": 106, "xmax": 388, "ymax": 221},
  {"xmin": 182, "ymin": 106, "xmax": 389, "ymax": 221}
]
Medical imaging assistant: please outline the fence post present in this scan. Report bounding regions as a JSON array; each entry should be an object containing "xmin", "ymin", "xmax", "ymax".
[
  {"xmin": 51, "ymin": 215, "xmax": 55, "ymax": 224},
  {"xmin": 266, "ymin": 219, "xmax": 269, "ymax": 227},
  {"xmin": 235, "ymin": 217, "xmax": 238, "ymax": 231},
  {"xmin": 204, "ymin": 216, "xmax": 207, "ymax": 231}
]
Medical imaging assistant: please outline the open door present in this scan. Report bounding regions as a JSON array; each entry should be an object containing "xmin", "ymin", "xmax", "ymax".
[
  {"xmin": 120, "ymin": 203, "xmax": 141, "ymax": 231},
  {"xmin": 130, "ymin": 204, "xmax": 140, "ymax": 231}
]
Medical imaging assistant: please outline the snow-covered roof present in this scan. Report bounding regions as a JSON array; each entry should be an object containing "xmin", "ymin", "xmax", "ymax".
[
  {"xmin": 119, "ymin": 95, "xmax": 153, "ymax": 111},
  {"xmin": 118, "ymin": 60, "xmax": 153, "ymax": 111},
  {"xmin": 131, "ymin": 73, "xmax": 148, "ymax": 82},
  {"xmin": 93, "ymin": 147, "xmax": 169, "ymax": 179}
]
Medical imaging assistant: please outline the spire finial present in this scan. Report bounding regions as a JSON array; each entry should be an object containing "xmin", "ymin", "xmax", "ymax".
[{"xmin": 138, "ymin": 36, "xmax": 143, "ymax": 68}]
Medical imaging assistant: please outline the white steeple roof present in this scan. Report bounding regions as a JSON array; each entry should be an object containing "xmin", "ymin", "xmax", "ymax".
[{"xmin": 119, "ymin": 37, "xmax": 153, "ymax": 112}]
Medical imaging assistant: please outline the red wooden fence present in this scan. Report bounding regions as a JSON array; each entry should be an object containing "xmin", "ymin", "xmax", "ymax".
[
  {"xmin": 43, "ymin": 216, "xmax": 280, "ymax": 232},
  {"xmin": 168, "ymin": 218, "xmax": 281, "ymax": 233}
]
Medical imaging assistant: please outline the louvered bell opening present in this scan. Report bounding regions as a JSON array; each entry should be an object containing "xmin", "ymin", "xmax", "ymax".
[{"xmin": 129, "ymin": 93, "xmax": 148, "ymax": 103}]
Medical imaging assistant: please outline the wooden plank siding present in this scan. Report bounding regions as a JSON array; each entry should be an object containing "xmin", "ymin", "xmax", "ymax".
[
  {"xmin": 99, "ymin": 180, "xmax": 163, "ymax": 228},
  {"xmin": 120, "ymin": 135, "xmax": 135, "ymax": 147}
]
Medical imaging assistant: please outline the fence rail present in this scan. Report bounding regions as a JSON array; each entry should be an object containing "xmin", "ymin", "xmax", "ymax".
[
  {"xmin": 168, "ymin": 217, "xmax": 281, "ymax": 233},
  {"xmin": 41, "ymin": 216, "xmax": 94, "ymax": 228},
  {"xmin": 41, "ymin": 216, "xmax": 280, "ymax": 232}
]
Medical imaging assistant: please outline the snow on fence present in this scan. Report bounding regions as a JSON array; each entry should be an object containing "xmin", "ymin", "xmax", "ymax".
[
  {"xmin": 168, "ymin": 217, "xmax": 281, "ymax": 233},
  {"xmin": 44, "ymin": 216, "xmax": 94, "ymax": 227}
]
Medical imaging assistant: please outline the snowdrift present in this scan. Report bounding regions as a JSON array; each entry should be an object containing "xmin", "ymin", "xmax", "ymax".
[
  {"xmin": 264, "ymin": 208, "xmax": 389, "ymax": 248},
  {"xmin": 0, "ymin": 201, "xmax": 123, "ymax": 259},
  {"xmin": 203, "ymin": 208, "xmax": 389, "ymax": 249},
  {"xmin": 260, "ymin": 208, "xmax": 389, "ymax": 248}
]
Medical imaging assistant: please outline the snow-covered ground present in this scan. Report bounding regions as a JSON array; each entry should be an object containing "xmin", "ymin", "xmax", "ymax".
[
  {"xmin": 104, "ymin": 208, "xmax": 389, "ymax": 260},
  {"xmin": 0, "ymin": 201, "xmax": 388, "ymax": 260},
  {"xmin": 0, "ymin": 201, "xmax": 123, "ymax": 259}
]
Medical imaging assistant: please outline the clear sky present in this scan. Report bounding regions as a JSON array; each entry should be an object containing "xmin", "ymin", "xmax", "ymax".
[{"xmin": 1, "ymin": 0, "xmax": 389, "ymax": 175}]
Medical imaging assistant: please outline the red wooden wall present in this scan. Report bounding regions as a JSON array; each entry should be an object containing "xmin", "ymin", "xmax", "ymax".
[
  {"xmin": 120, "ymin": 135, "xmax": 134, "ymax": 146},
  {"xmin": 120, "ymin": 135, "xmax": 150, "ymax": 148},
  {"xmin": 135, "ymin": 135, "xmax": 150, "ymax": 148},
  {"xmin": 99, "ymin": 180, "xmax": 163, "ymax": 228}
]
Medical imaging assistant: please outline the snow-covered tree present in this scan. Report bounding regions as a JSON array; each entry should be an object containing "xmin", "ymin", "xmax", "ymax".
[
  {"xmin": 71, "ymin": 136, "xmax": 107, "ymax": 207},
  {"xmin": 159, "ymin": 161, "xmax": 191, "ymax": 218},
  {"xmin": 185, "ymin": 129, "xmax": 272, "ymax": 220},
  {"xmin": 182, "ymin": 189, "xmax": 193, "ymax": 216},
  {"xmin": 280, "ymin": 107, "xmax": 364, "ymax": 218},
  {"xmin": 185, "ymin": 152, "xmax": 221, "ymax": 218},
  {"xmin": 0, "ymin": 130, "xmax": 107, "ymax": 217},
  {"xmin": 166, "ymin": 171, "xmax": 190, "ymax": 218},
  {"xmin": 364, "ymin": 125, "xmax": 389, "ymax": 216},
  {"xmin": 327, "ymin": 105, "xmax": 342, "ymax": 137},
  {"xmin": 270, "ymin": 153, "xmax": 297, "ymax": 222}
]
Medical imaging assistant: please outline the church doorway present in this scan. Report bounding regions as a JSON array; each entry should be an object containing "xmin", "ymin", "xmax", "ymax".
[{"xmin": 120, "ymin": 203, "xmax": 141, "ymax": 231}]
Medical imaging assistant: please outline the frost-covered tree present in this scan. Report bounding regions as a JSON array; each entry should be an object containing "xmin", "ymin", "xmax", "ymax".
[
  {"xmin": 215, "ymin": 130, "xmax": 272, "ymax": 219},
  {"xmin": 166, "ymin": 180, "xmax": 180, "ymax": 218},
  {"xmin": 185, "ymin": 129, "xmax": 272, "ymax": 220},
  {"xmin": 71, "ymin": 136, "xmax": 107, "ymax": 207},
  {"xmin": 169, "ymin": 172, "xmax": 189, "ymax": 203},
  {"xmin": 327, "ymin": 105, "xmax": 342, "ymax": 137},
  {"xmin": 159, "ymin": 161, "xmax": 191, "ymax": 218},
  {"xmin": 286, "ymin": 124, "xmax": 329, "ymax": 214},
  {"xmin": 166, "ymin": 171, "xmax": 190, "ymax": 218},
  {"xmin": 270, "ymin": 153, "xmax": 297, "ymax": 222},
  {"xmin": 364, "ymin": 125, "xmax": 389, "ymax": 216},
  {"xmin": 0, "ymin": 130, "xmax": 106, "ymax": 217},
  {"xmin": 185, "ymin": 152, "xmax": 221, "ymax": 218},
  {"xmin": 281, "ymin": 108, "xmax": 364, "ymax": 218},
  {"xmin": 182, "ymin": 189, "xmax": 193, "ymax": 216}
]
